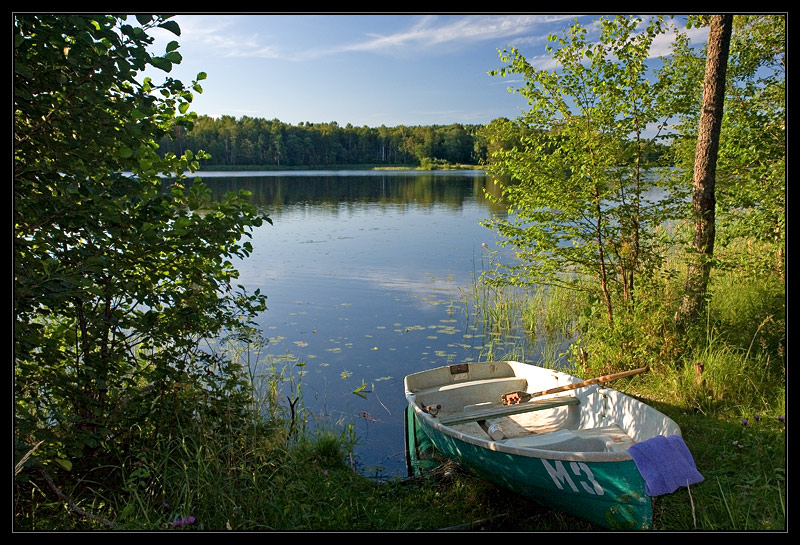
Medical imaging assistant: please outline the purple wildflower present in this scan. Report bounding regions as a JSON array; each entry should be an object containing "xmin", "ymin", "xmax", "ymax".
[
  {"xmin": 754, "ymin": 414, "xmax": 760, "ymax": 421},
  {"xmin": 742, "ymin": 418, "xmax": 748, "ymax": 426},
  {"xmin": 173, "ymin": 515, "xmax": 196, "ymax": 528},
  {"xmin": 778, "ymin": 415, "xmax": 785, "ymax": 423}
]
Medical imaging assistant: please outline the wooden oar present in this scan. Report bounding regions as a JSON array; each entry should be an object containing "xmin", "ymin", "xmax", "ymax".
[{"xmin": 501, "ymin": 366, "xmax": 649, "ymax": 406}]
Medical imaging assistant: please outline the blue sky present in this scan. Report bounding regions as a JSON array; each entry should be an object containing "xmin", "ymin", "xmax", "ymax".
[{"xmin": 146, "ymin": 14, "xmax": 707, "ymax": 128}]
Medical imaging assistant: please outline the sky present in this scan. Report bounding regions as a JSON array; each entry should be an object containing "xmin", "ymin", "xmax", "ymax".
[{"xmin": 145, "ymin": 13, "xmax": 709, "ymax": 128}]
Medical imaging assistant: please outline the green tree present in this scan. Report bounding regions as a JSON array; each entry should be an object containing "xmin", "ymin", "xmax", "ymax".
[
  {"xmin": 14, "ymin": 14, "xmax": 269, "ymax": 486},
  {"xmin": 477, "ymin": 117, "xmax": 526, "ymax": 163},
  {"xmin": 483, "ymin": 16, "xmax": 678, "ymax": 328}
]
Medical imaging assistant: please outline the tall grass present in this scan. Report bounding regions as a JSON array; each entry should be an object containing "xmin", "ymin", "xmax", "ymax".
[
  {"xmin": 462, "ymin": 236, "xmax": 786, "ymax": 531},
  {"xmin": 464, "ymin": 245, "xmax": 586, "ymax": 368},
  {"xmin": 18, "ymin": 331, "xmax": 568, "ymax": 531}
]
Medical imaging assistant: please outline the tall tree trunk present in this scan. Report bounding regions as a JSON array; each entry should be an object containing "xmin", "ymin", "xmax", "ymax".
[{"xmin": 677, "ymin": 15, "xmax": 733, "ymax": 329}]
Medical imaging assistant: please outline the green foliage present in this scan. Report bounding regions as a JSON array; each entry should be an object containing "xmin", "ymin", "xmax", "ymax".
[
  {"xmin": 14, "ymin": 13, "xmax": 270, "ymax": 505},
  {"xmin": 158, "ymin": 115, "xmax": 486, "ymax": 168},
  {"xmin": 450, "ymin": 14, "xmax": 785, "ymax": 531},
  {"xmin": 483, "ymin": 16, "xmax": 684, "ymax": 328}
]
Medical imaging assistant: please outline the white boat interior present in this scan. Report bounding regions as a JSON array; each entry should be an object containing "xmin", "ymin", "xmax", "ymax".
[{"xmin": 405, "ymin": 361, "xmax": 681, "ymax": 459}]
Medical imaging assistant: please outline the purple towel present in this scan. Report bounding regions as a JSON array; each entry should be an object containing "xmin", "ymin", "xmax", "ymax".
[{"xmin": 628, "ymin": 435, "xmax": 704, "ymax": 496}]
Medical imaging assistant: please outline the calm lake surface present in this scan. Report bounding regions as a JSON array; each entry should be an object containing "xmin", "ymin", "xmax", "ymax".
[{"xmin": 202, "ymin": 170, "xmax": 532, "ymax": 477}]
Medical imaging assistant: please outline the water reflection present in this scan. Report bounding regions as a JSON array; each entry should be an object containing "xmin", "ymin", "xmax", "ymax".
[
  {"xmin": 201, "ymin": 171, "xmax": 526, "ymax": 477},
  {"xmin": 201, "ymin": 171, "xmax": 507, "ymax": 214}
]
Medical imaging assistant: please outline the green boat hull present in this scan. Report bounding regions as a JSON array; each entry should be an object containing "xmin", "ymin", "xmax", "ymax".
[
  {"xmin": 404, "ymin": 402, "xmax": 443, "ymax": 476},
  {"xmin": 407, "ymin": 406, "xmax": 652, "ymax": 530}
]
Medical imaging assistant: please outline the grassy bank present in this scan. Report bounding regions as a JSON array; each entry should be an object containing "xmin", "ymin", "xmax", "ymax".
[
  {"xmin": 15, "ymin": 241, "xmax": 785, "ymax": 532},
  {"xmin": 14, "ymin": 351, "xmax": 595, "ymax": 531},
  {"xmin": 459, "ymin": 237, "xmax": 786, "ymax": 531}
]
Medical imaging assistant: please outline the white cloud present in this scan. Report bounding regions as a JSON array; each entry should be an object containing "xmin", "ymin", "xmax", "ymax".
[
  {"xmin": 334, "ymin": 14, "xmax": 575, "ymax": 55},
  {"xmin": 157, "ymin": 15, "xmax": 282, "ymax": 59},
  {"xmin": 150, "ymin": 14, "xmax": 708, "ymax": 63},
  {"xmin": 167, "ymin": 14, "xmax": 575, "ymax": 61}
]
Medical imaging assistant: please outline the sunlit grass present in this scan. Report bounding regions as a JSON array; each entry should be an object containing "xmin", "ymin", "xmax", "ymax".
[{"xmin": 460, "ymin": 240, "xmax": 785, "ymax": 531}]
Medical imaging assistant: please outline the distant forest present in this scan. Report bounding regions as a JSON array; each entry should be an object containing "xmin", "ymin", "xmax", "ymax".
[{"xmin": 157, "ymin": 115, "xmax": 490, "ymax": 168}]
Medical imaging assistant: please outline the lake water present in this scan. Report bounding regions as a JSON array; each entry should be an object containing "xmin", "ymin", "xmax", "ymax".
[{"xmin": 201, "ymin": 170, "xmax": 533, "ymax": 477}]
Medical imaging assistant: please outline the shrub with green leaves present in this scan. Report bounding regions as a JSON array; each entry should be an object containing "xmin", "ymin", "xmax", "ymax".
[{"xmin": 14, "ymin": 14, "xmax": 269, "ymax": 500}]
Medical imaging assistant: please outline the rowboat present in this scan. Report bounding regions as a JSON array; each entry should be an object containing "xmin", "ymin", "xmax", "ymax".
[{"xmin": 404, "ymin": 361, "xmax": 701, "ymax": 530}]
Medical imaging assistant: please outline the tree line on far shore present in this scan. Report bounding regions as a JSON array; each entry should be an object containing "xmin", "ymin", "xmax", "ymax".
[{"xmin": 158, "ymin": 115, "xmax": 490, "ymax": 168}]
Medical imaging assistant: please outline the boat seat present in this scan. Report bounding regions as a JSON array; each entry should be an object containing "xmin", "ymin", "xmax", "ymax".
[
  {"xmin": 415, "ymin": 376, "xmax": 527, "ymax": 411},
  {"xmin": 503, "ymin": 425, "xmax": 634, "ymax": 453},
  {"xmin": 438, "ymin": 395, "xmax": 579, "ymax": 426}
]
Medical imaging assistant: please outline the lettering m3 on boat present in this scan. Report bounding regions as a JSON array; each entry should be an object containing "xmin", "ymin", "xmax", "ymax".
[{"xmin": 541, "ymin": 459, "xmax": 605, "ymax": 495}]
